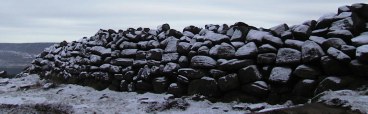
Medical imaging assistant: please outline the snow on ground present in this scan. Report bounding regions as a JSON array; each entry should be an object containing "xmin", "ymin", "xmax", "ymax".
[
  {"xmin": 0, "ymin": 74, "xmax": 292, "ymax": 114},
  {"xmin": 317, "ymin": 87, "xmax": 368, "ymax": 113}
]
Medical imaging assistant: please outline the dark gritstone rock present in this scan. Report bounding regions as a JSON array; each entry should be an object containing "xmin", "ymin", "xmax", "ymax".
[
  {"xmin": 276, "ymin": 48, "xmax": 301, "ymax": 65},
  {"xmin": 340, "ymin": 45, "xmax": 356, "ymax": 58},
  {"xmin": 320, "ymin": 56, "xmax": 349, "ymax": 76},
  {"xmin": 301, "ymin": 40, "xmax": 325, "ymax": 63},
  {"xmin": 293, "ymin": 65, "xmax": 320, "ymax": 79},
  {"xmin": 152, "ymin": 77, "xmax": 169, "ymax": 93},
  {"xmin": 217, "ymin": 73, "xmax": 240, "ymax": 92},
  {"xmin": 168, "ymin": 83, "xmax": 185, "ymax": 97},
  {"xmin": 356, "ymin": 45, "xmax": 368, "ymax": 63},
  {"xmin": 146, "ymin": 49, "xmax": 163, "ymax": 61},
  {"xmin": 217, "ymin": 59, "xmax": 254, "ymax": 71},
  {"xmin": 269, "ymin": 67, "xmax": 292, "ymax": 84},
  {"xmin": 241, "ymin": 81, "xmax": 270, "ymax": 97},
  {"xmin": 314, "ymin": 76, "xmax": 349, "ymax": 94},
  {"xmin": 238, "ymin": 65, "xmax": 262, "ymax": 84},
  {"xmin": 235, "ymin": 42, "xmax": 258, "ymax": 58},
  {"xmin": 257, "ymin": 53, "xmax": 276, "ymax": 65},
  {"xmin": 188, "ymin": 77, "xmax": 220, "ymax": 97},
  {"xmin": 111, "ymin": 58, "xmax": 134, "ymax": 67},
  {"xmin": 284, "ymin": 39, "xmax": 304, "ymax": 50},
  {"xmin": 326, "ymin": 47, "xmax": 351, "ymax": 63},
  {"xmin": 322, "ymin": 38, "xmax": 347, "ymax": 50},
  {"xmin": 162, "ymin": 53, "xmax": 179, "ymax": 63},
  {"xmin": 0, "ymin": 71, "xmax": 7, "ymax": 78},
  {"xmin": 209, "ymin": 43, "xmax": 236, "ymax": 59},
  {"xmin": 270, "ymin": 23, "xmax": 289, "ymax": 37},
  {"xmin": 258, "ymin": 44, "xmax": 277, "ymax": 53},
  {"xmin": 349, "ymin": 60, "xmax": 368, "ymax": 78},
  {"xmin": 291, "ymin": 25, "xmax": 311, "ymax": 41},
  {"xmin": 293, "ymin": 79, "xmax": 317, "ymax": 97},
  {"xmin": 190, "ymin": 56, "xmax": 217, "ymax": 69},
  {"xmin": 262, "ymin": 35, "xmax": 284, "ymax": 48},
  {"xmin": 178, "ymin": 68, "xmax": 206, "ymax": 80}
]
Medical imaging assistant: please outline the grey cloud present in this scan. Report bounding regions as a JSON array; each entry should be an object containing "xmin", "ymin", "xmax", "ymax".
[{"xmin": 0, "ymin": 0, "xmax": 366, "ymax": 43}]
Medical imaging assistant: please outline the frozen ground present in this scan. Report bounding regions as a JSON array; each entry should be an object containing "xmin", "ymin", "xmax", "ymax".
[{"xmin": 0, "ymin": 74, "xmax": 366, "ymax": 114}]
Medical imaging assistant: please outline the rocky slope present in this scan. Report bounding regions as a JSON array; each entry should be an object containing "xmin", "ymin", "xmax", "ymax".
[{"xmin": 27, "ymin": 3, "xmax": 368, "ymax": 106}]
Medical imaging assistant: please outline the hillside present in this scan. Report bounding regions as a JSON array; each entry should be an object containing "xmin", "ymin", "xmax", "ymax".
[{"xmin": 0, "ymin": 43, "xmax": 55, "ymax": 74}]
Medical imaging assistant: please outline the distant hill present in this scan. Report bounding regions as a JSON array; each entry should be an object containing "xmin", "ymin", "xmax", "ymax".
[{"xmin": 0, "ymin": 43, "xmax": 55, "ymax": 75}]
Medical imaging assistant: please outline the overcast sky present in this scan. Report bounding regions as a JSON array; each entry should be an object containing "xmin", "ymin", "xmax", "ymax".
[{"xmin": 0, "ymin": 0, "xmax": 366, "ymax": 43}]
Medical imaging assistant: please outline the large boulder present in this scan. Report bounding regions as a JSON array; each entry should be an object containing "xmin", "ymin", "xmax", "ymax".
[
  {"xmin": 258, "ymin": 44, "xmax": 277, "ymax": 53},
  {"xmin": 321, "ymin": 38, "xmax": 347, "ymax": 50},
  {"xmin": 209, "ymin": 43, "xmax": 236, "ymax": 59},
  {"xmin": 293, "ymin": 79, "xmax": 317, "ymax": 98},
  {"xmin": 146, "ymin": 49, "xmax": 163, "ymax": 61},
  {"xmin": 162, "ymin": 63, "xmax": 180, "ymax": 74},
  {"xmin": 356, "ymin": 45, "xmax": 368, "ymax": 63},
  {"xmin": 238, "ymin": 65, "xmax": 262, "ymax": 84},
  {"xmin": 217, "ymin": 73, "xmax": 240, "ymax": 92},
  {"xmin": 121, "ymin": 49, "xmax": 138, "ymax": 58},
  {"xmin": 168, "ymin": 83, "xmax": 185, "ymax": 97},
  {"xmin": 89, "ymin": 46, "xmax": 112, "ymax": 57},
  {"xmin": 162, "ymin": 53, "xmax": 179, "ymax": 63},
  {"xmin": 188, "ymin": 77, "xmax": 220, "ymax": 97},
  {"xmin": 235, "ymin": 42, "xmax": 258, "ymax": 58},
  {"xmin": 269, "ymin": 67, "xmax": 293, "ymax": 84},
  {"xmin": 190, "ymin": 56, "xmax": 217, "ymax": 69},
  {"xmin": 276, "ymin": 48, "xmax": 301, "ymax": 65},
  {"xmin": 246, "ymin": 30, "xmax": 271, "ymax": 44},
  {"xmin": 301, "ymin": 40, "xmax": 325, "ymax": 63}
]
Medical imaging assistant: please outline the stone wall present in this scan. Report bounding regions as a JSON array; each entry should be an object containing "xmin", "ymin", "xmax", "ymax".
[{"xmin": 27, "ymin": 3, "xmax": 368, "ymax": 104}]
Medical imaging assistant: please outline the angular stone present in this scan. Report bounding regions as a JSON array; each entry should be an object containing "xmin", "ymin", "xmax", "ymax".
[
  {"xmin": 257, "ymin": 53, "xmax": 276, "ymax": 65},
  {"xmin": 162, "ymin": 53, "xmax": 179, "ymax": 63},
  {"xmin": 135, "ymin": 80, "xmax": 153, "ymax": 91},
  {"xmin": 163, "ymin": 62, "xmax": 180, "ymax": 74},
  {"xmin": 218, "ymin": 73, "xmax": 240, "ymax": 92},
  {"xmin": 178, "ymin": 68, "xmax": 206, "ymax": 80},
  {"xmin": 146, "ymin": 49, "xmax": 163, "ymax": 61},
  {"xmin": 198, "ymin": 46, "xmax": 210, "ymax": 55},
  {"xmin": 241, "ymin": 81, "xmax": 270, "ymax": 97},
  {"xmin": 121, "ymin": 49, "xmax": 138, "ymax": 58},
  {"xmin": 309, "ymin": 36, "xmax": 327, "ymax": 45},
  {"xmin": 276, "ymin": 48, "xmax": 301, "ymax": 65},
  {"xmin": 293, "ymin": 79, "xmax": 317, "ymax": 97},
  {"xmin": 178, "ymin": 56, "xmax": 189, "ymax": 67},
  {"xmin": 238, "ymin": 65, "xmax": 262, "ymax": 84},
  {"xmin": 320, "ymin": 56, "xmax": 349, "ymax": 76},
  {"xmin": 349, "ymin": 60, "xmax": 368, "ymax": 77},
  {"xmin": 111, "ymin": 58, "xmax": 134, "ymax": 67},
  {"xmin": 137, "ymin": 65, "xmax": 152, "ymax": 81},
  {"xmin": 352, "ymin": 32, "xmax": 368, "ymax": 46},
  {"xmin": 270, "ymin": 23, "xmax": 289, "ymax": 37},
  {"xmin": 209, "ymin": 43, "xmax": 236, "ymax": 59},
  {"xmin": 340, "ymin": 45, "xmax": 356, "ymax": 58},
  {"xmin": 204, "ymin": 31, "xmax": 230, "ymax": 44},
  {"xmin": 322, "ymin": 38, "xmax": 347, "ymax": 50},
  {"xmin": 269, "ymin": 67, "xmax": 292, "ymax": 84},
  {"xmin": 291, "ymin": 25, "xmax": 311, "ymax": 41},
  {"xmin": 246, "ymin": 30, "xmax": 271, "ymax": 44},
  {"xmin": 190, "ymin": 56, "xmax": 217, "ymax": 69},
  {"xmin": 168, "ymin": 83, "xmax": 185, "ymax": 97},
  {"xmin": 356, "ymin": 45, "xmax": 368, "ymax": 63},
  {"xmin": 258, "ymin": 44, "xmax": 277, "ymax": 53},
  {"xmin": 284, "ymin": 39, "xmax": 304, "ymax": 50},
  {"xmin": 262, "ymin": 35, "xmax": 284, "ymax": 48},
  {"xmin": 209, "ymin": 69, "xmax": 227, "ymax": 79},
  {"xmin": 152, "ymin": 77, "xmax": 169, "ymax": 93},
  {"xmin": 89, "ymin": 46, "xmax": 112, "ymax": 57},
  {"xmin": 177, "ymin": 42, "xmax": 191, "ymax": 54},
  {"xmin": 235, "ymin": 42, "xmax": 258, "ymax": 58},
  {"xmin": 218, "ymin": 59, "xmax": 254, "ymax": 71},
  {"xmin": 315, "ymin": 76, "xmax": 348, "ymax": 94},
  {"xmin": 301, "ymin": 40, "xmax": 325, "ymax": 63},
  {"xmin": 327, "ymin": 47, "xmax": 351, "ymax": 63},
  {"xmin": 293, "ymin": 65, "xmax": 320, "ymax": 79},
  {"xmin": 188, "ymin": 77, "xmax": 220, "ymax": 97}
]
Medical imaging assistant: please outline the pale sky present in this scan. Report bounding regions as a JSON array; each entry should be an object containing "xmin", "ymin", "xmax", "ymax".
[{"xmin": 0, "ymin": 0, "xmax": 366, "ymax": 43}]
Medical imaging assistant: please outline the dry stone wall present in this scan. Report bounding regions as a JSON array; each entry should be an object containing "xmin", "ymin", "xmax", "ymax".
[{"xmin": 27, "ymin": 3, "xmax": 368, "ymax": 104}]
